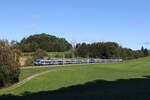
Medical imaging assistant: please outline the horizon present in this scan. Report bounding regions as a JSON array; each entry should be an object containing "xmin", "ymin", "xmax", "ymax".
[{"xmin": 0, "ymin": 0, "xmax": 150, "ymax": 50}]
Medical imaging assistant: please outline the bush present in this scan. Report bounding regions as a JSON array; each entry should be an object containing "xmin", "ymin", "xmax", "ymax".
[
  {"xmin": 33, "ymin": 48, "xmax": 48, "ymax": 59},
  {"xmin": 54, "ymin": 53, "xmax": 64, "ymax": 58},
  {"xmin": 22, "ymin": 52, "xmax": 33, "ymax": 56},
  {"xmin": 64, "ymin": 52, "xmax": 72, "ymax": 58},
  {"xmin": 0, "ymin": 40, "xmax": 20, "ymax": 88},
  {"xmin": 24, "ymin": 57, "xmax": 34, "ymax": 66}
]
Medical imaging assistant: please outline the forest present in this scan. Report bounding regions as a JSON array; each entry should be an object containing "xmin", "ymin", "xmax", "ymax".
[{"xmin": 19, "ymin": 33, "xmax": 149, "ymax": 60}]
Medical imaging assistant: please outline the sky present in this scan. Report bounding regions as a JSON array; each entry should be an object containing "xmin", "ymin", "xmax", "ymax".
[{"xmin": 0, "ymin": 0, "xmax": 150, "ymax": 50}]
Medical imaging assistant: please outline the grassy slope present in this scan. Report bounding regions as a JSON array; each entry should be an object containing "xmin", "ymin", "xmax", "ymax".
[
  {"xmin": 19, "ymin": 67, "xmax": 58, "ymax": 81},
  {"xmin": 23, "ymin": 52, "xmax": 66, "ymax": 56},
  {"xmin": 2, "ymin": 57, "xmax": 150, "ymax": 96}
]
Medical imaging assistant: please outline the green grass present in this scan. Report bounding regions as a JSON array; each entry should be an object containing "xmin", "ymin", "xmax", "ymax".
[
  {"xmin": 1, "ymin": 57, "xmax": 150, "ymax": 99},
  {"xmin": 22, "ymin": 51, "xmax": 87, "ymax": 59},
  {"xmin": 47, "ymin": 52, "xmax": 66, "ymax": 58},
  {"xmin": 47, "ymin": 52, "xmax": 65, "ymax": 55},
  {"xmin": 19, "ymin": 67, "xmax": 58, "ymax": 81},
  {"xmin": 22, "ymin": 52, "xmax": 34, "ymax": 56},
  {"xmin": 22, "ymin": 52, "xmax": 66, "ymax": 57}
]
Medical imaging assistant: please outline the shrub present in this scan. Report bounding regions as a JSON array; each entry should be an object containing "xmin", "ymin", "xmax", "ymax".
[
  {"xmin": 22, "ymin": 52, "xmax": 33, "ymax": 56},
  {"xmin": 33, "ymin": 48, "xmax": 48, "ymax": 59},
  {"xmin": 54, "ymin": 53, "xmax": 64, "ymax": 58},
  {"xmin": 64, "ymin": 52, "xmax": 73, "ymax": 58},
  {"xmin": 0, "ymin": 40, "xmax": 20, "ymax": 88},
  {"xmin": 24, "ymin": 57, "xmax": 34, "ymax": 66}
]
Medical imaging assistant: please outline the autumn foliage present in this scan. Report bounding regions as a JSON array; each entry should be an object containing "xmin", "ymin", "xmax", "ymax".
[{"xmin": 0, "ymin": 40, "xmax": 21, "ymax": 88}]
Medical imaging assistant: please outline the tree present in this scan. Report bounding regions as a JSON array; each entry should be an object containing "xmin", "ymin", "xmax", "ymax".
[
  {"xmin": 74, "ymin": 42, "xmax": 148, "ymax": 60},
  {"xmin": 141, "ymin": 46, "xmax": 144, "ymax": 52},
  {"xmin": 75, "ymin": 43, "xmax": 89, "ymax": 58},
  {"xmin": 20, "ymin": 33, "xmax": 72, "ymax": 52},
  {"xmin": 76, "ymin": 42, "xmax": 120, "ymax": 59},
  {"xmin": 140, "ymin": 46, "xmax": 149, "ymax": 56},
  {"xmin": 33, "ymin": 48, "xmax": 48, "ymax": 59},
  {"xmin": 0, "ymin": 40, "xmax": 20, "ymax": 87},
  {"xmin": 100, "ymin": 42, "xmax": 119, "ymax": 59},
  {"xmin": 143, "ymin": 48, "xmax": 149, "ymax": 56},
  {"xmin": 121, "ymin": 48, "xmax": 134, "ymax": 60}
]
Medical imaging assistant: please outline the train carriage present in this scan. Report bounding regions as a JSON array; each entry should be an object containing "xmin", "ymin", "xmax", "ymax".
[{"xmin": 33, "ymin": 59, "xmax": 123, "ymax": 66}]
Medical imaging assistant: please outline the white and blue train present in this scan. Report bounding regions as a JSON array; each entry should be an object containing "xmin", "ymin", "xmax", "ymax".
[{"xmin": 33, "ymin": 59, "xmax": 123, "ymax": 66}]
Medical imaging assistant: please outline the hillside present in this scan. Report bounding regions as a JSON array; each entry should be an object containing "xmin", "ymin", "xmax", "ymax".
[
  {"xmin": 1, "ymin": 57, "xmax": 150, "ymax": 99},
  {"xmin": 20, "ymin": 33, "xmax": 72, "ymax": 52}
]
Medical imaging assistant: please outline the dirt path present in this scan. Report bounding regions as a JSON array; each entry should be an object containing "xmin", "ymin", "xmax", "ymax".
[{"xmin": 0, "ymin": 69, "xmax": 61, "ymax": 92}]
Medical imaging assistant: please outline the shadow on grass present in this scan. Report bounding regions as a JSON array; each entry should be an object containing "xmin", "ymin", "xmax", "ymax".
[{"xmin": 1, "ymin": 76, "xmax": 150, "ymax": 100}]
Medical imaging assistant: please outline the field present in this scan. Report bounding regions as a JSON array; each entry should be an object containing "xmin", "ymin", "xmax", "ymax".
[
  {"xmin": 19, "ymin": 67, "xmax": 59, "ymax": 81},
  {"xmin": 22, "ymin": 51, "xmax": 84, "ymax": 59},
  {"xmin": 23, "ymin": 52, "xmax": 67, "ymax": 57},
  {"xmin": 1, "ymin": 57, "xmax": 150, "ymax": 100}
]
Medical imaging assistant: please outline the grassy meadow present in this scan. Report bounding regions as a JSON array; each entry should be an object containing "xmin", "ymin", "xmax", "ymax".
[
  {"xmin": 23, "ymin": 52, "xmax": 67, "ymax": 57},
  {"xmin": 1, "ymin": 57, "xmax": 150, "ymax": 99},
  {"xmin": 19, "ymin": 67, "xmax": 59, "ymax": 81}
]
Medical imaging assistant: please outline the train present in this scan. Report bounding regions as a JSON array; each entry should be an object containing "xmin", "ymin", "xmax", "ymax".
[{"xmin": 33, "ymin": 59, "xmax": 123, "ymax": 66}]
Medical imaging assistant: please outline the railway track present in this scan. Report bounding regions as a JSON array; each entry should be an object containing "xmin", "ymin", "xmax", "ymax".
[{"xmin": 20, "ymin": 62, "xmax": 108, "ymax": 69}]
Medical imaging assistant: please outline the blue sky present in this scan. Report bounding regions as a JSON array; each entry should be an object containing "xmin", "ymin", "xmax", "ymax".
[{"xmin": 0, "ymin": 0, "xmax": 150, "ymax": 50}]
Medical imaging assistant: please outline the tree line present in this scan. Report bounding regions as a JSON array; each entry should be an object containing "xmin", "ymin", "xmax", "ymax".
[
  {"xmin": 75, "ymin": 42, "xmax": 149, "ymax": 60},
  {"xmin": 18, "ymin": 33, "xmax": 150, "ymax": 60}
]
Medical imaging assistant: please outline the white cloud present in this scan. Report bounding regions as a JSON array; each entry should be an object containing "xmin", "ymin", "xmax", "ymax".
[
  {"xmin": 22, "ymin": 24, "xmax": 36, "ymax": 30},
  {"xmin": 31, "ymin": 15, "xmax": 41, "ymax": 20},
  {"xmin": 135, "ymin": 20, "xmax": 145, "ymax": 24},
  {"xmin": 138, "ymin": 42, "xmax": 150, "ymax": 45},
  {"xmin": 91, "ymin": 40, "xmax": 112, "ymax": 43}
]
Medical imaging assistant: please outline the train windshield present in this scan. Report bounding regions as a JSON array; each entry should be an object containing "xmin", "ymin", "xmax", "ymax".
[{"xmin": 35, "ymin": 59, "xmax": 41, "ymax": 62}]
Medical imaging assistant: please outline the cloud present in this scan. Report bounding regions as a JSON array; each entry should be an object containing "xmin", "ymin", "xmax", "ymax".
[
  {"xmin": 135, "ymin": 20, "xmax": 145, "ymax": 24},
  {"xmin": 91, "ymin": 40, "xmax": 112, "ymax": 43},
  {"xmin": 21, "ymin": 24, "xmax": 36, "ymax": 30},
  {"xmin": 138, "ymin": 42, "xmax": 150, "ymax": 45},
  {"xmin": 31, "ymin": 15, "xmax": 41, "ymax": 20}
]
